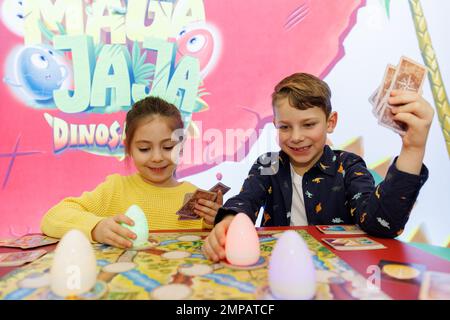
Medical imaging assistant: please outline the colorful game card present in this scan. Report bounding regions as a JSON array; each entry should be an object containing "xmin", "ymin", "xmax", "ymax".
[
  {"xmin": 316, "ymin": 225, "xmax": 366, "ymax": 235},
  {"xmin": 379, "ymin": 259, "xmax": 426, "ymax": 285},
  {"xmin": 0, "ymin": 234, "xmax": 59, "ymax": 249},
  {"xmin": 322, "ymin": 237, "xmax": 386, "ymax": 251},
  {"xmin": 177, "ymin": 189, "xmax": 217, "ymax": 220},
  {"xmin": 0, "ymin": 239, "xmax": 15, "ymax": 246},
  {"xmin": 0, "ymin": 249, "xmax": 47, "ymax": 267},
  {"xmin": 419, "ymin": 271, "xmax": 450, "ymax": 300}
]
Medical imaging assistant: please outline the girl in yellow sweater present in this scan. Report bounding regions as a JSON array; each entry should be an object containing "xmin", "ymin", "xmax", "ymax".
[{"xmin": 41, "ymin": 96, "xmax": 222, "ymax": 248}]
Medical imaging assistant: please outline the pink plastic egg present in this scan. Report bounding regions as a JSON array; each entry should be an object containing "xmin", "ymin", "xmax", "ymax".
[{"xmin": 225, "ymin": 213, "xmax": 260, "ymax": 266}]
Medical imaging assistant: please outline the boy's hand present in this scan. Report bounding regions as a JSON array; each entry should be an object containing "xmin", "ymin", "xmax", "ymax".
[
  {"xmin": 202, "ymin": 215, "xmax": 234, "ymax": 262},
  {"xmin": 389, "ymin": 90, "xmax": 434, "ymax": 150},
  {"xmin": 91, "ymin": 214, "xmax": 137, "ymax": 249},
  {"xmin": 194, "ymin": 190, "xmax": 223, "ymax": 225}
]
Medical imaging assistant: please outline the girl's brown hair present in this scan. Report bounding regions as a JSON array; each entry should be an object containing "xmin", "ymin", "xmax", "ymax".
[{"xmin": 124, "ymin": 96, "xmax": 184, "ymax": 156}]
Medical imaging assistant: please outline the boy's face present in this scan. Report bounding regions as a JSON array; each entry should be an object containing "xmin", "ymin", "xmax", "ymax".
[
  {"xmin": 273, "ymin": 97, "xmax": 337, "ymax": 174},
  {"xmin": 129, "ymin": 116, "xmax": 182, "ymax": 187}
]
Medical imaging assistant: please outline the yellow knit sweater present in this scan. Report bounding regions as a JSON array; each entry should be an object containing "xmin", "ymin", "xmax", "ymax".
[{"xmin": 41, "ymin": 173, "xmax": 212, "ymax": 242}]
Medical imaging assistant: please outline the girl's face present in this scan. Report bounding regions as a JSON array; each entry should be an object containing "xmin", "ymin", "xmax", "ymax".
[{"xmin": 129, "ymin": 116, "xmax": 182, "ymax": 187}]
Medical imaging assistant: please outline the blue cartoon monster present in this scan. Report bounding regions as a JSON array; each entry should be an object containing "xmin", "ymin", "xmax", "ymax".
[{"xmin": 4, "ymin": 45, "xmax": 68, "ymax": 103}]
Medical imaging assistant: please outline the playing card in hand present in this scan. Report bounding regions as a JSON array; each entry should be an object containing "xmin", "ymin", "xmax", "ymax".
[
  {"xmin": 209, "ymin": 182, "xmax": 231, "ymax": 195},
  {"xmin": 373, "ymin": 64, "xmax": 396, "ymax": 117},
  {"xmin": 369, "ymin": 86, "xmax": 379, "ymax": 111},
  {"xmin": 370, "ymin": 57, "xmax": 427, "ymax": 135},
  {"xmin": 177, "ymin": 189, "xmax": 217, "ymax": 220}
]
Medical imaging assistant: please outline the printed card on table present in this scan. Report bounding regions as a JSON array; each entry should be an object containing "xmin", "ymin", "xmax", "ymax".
[
  {"xmin": 379, "ymin": 259, "xmax": 426, "ymax": 285},
  {"xmin": 0, "ymin": 250, "xmax": 47, "ymax": 267},
  {"xmin": 316, "ymin": 225, "xmax": 366, "ymax": 235},
  {"xmin": 322, "ymin": 237, "xmax": 386, "ymax": 251},
  {"xmin": 0, "ymin": 234, "xmax": 59, "ymax": 249},
  {"xmin": 419, "ymin": 271, "xmax": 450, "ymax": 300}
]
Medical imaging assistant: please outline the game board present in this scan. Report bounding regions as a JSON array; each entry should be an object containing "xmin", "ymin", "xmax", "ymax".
[{"xmin": 0, "ymin": 230, "xmax": 390, "ymax": 300}]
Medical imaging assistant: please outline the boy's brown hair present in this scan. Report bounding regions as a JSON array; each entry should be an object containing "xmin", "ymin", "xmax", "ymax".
[{"xmin": 272, "ymin": 73, "xmax": 332, "ymax": 118}]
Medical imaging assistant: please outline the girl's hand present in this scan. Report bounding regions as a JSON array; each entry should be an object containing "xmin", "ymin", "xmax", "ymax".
[
  {"xmin": 194, "ymin": 190, "xmax": 223, "ymax": 225},
  {"xmin": 91, "ymin": 214, "xmax": 137, "ymax": 248}
]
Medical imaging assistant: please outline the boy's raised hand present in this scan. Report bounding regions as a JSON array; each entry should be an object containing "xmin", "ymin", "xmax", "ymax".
[
  {"xmin": 390, "ymin": 89, "xmax": 434, "ymax": 175},
  {"xmin": 202, "ymin": 215, "xmax": 234, "ymax": 262},
  {"xmin": 390, "ymin": 90, "xmax": 434, "ymax": 150},
  {"xmin": 91, "ymin": 214, "xmax": 137, "ymax": 249},
  {"xmin": 194, "ymin": 190, "xmax": 223, "ymax": 225}
]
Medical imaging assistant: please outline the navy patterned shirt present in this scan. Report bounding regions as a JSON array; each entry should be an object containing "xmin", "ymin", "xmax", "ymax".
[{"xmin": 215, "ymin": 145, "xmax": 428, "ymax": 238}]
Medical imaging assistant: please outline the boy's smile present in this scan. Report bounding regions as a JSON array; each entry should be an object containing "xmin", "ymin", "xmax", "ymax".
[
  {"xmin": 288, "ymin": 145, "xmax": 312, "ymax": 155},
  {"xmin": 273, "ymin": 97, "xmax": 337, "ymax": 175}
]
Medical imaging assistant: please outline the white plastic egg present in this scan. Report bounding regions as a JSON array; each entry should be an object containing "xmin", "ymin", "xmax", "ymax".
[
  {"xmin": 50, "ymin": 229, "xmax": 97, "ymax": 297},
  {"xmin": 268, "ymin": 230, "xmax": 316, "ymax": 299}
]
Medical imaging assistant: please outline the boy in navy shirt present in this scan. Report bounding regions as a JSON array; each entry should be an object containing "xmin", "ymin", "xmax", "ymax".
[{"xmin": 200, "ymin": 73, "xmax": 433, "ymax": 262}]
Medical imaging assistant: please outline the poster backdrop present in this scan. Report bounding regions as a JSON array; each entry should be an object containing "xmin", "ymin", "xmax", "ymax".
[{"xmin": 0, "ymin": 0, "xmax": 448, "ymax": 245}]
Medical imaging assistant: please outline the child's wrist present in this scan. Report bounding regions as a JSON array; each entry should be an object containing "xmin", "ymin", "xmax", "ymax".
[
  {"xmin": 397, "ymin": 146, "xmax": 425, "ymax": 175},
  {"xmin": 91, "ymin": 219, "xmax": 104, "ymax": 243},
  {"xmin": 401, "ymin": 145, "xmax": 426, "ymax": 157}
]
